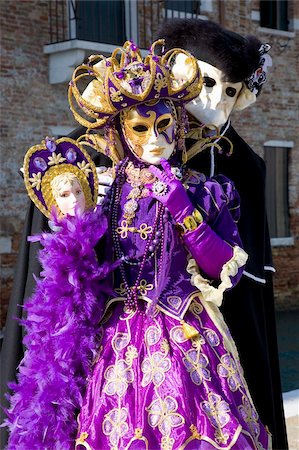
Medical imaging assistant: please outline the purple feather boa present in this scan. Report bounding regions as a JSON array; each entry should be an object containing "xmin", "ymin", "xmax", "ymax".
[{"xmin": 4, "ymin": 208, "xmax": 113, "ymax": 449}]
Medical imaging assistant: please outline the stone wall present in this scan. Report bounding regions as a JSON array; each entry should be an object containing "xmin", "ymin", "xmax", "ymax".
[{"xmin": 1, "ymin": 0, "xmax": 298, "ymax": 328}]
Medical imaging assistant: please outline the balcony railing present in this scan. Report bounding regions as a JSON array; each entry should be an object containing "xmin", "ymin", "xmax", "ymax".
[
  {"xmin": 48, "ymin": 0, "xmax": 203, "ymax": 49},
  {"xmin": 45, "ymin": 0, "xmax": 204, "ymax": 83}
]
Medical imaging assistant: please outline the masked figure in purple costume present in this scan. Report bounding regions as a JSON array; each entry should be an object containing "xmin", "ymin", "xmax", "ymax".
[
  {"xmin": 5, "ymin": 42, "xmax": 271, "ymax": 449},
  {"xmin": 157, "ymin": 19, "xmax": 287, "ymax": 450}
]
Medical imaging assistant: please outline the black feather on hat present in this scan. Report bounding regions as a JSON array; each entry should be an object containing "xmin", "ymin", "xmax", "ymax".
[{"xmin": 157, "ymin": 18, "xmax": 262, "ymax": 84}]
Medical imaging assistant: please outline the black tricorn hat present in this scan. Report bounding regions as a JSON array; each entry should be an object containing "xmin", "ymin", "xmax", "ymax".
[{"xmin": 157, "ymin": 18, "xmax": 262, "ymax": 84}]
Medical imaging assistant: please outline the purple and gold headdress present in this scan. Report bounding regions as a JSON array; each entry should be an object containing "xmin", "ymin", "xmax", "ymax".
[
  {"xmin": 68, "ymin": 40, "xmax": 202, "ymax": 130},
  {"xmin": 23, "ymin": 137, "xmax": 98, "ymax": 218}
]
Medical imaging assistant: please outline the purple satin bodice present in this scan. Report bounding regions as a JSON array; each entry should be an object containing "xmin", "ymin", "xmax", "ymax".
[{"xmin": 107, "ymin": 167, "xmax": 242, "ymax": 320}]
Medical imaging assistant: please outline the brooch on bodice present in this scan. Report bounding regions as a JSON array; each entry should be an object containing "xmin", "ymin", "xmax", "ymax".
[{"xmin": 122, "ymin": 162, "xmax": 157, "ymax": 225}]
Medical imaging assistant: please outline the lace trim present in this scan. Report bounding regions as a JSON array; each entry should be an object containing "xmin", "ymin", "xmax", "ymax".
[{"xmin": 186, "ymin": 246, "xmax": 248, "ymax": 307}]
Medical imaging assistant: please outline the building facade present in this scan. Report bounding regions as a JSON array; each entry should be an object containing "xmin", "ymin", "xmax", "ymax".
[{"xmin": 1, "ymin": 0, "xmax": 298, "ymax": 329}]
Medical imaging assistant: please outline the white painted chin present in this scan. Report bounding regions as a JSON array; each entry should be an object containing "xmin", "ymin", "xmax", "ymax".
[
  {"xmin": 138, "ymin": 144, "xmax": 175, "ymax": 166},
  {"xmin": 186, "ymin": 101, "xmax": 230, "ymax": 129}
]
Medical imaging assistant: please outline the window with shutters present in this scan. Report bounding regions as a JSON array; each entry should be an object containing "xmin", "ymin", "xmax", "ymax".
[
  {"xmin": 264, "ymin": 144, "xmax": 291, "ymax": 239},
  {"xmin": 260, "ymin": 0, "xmax": 289, "ymax": 31}
]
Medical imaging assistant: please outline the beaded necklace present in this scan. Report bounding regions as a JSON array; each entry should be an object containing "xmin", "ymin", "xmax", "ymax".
[{"xmin": 111, "ymin": 157, "xmax": 167, "ymax": 311}]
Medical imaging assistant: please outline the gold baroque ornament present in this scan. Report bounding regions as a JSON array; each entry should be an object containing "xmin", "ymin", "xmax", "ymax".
[
  {"xmin": 23, "ymin": 137, "xmax": 98, "ymax": 219},
  {"xmin": 28, "ymin": 172, "xmax": 42, "ymax": 190},
  {"xmin": 116, "ymin": 220, "xmax": 153, "ymax": 240},
  {"xmin": 48, "ymin": 152, "xmax": 66, "ymax": 166},
  {"xmin": 68, "ymin": 39, "xmax": 202, "ymax": 130}
]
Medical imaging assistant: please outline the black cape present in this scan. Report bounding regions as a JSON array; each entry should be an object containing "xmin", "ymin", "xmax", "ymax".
[
  {"xmin": 187, "ymin": 123, "xmax": 288, "ymax": 449},
  {"xmin": 1, "ymin": 124, "xmax": 288, "ymax": 449}
]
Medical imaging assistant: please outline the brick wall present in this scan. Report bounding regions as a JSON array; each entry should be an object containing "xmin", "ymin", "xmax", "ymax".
[
  {"xmin": 0, "ymin": 0, "xmax": 73, "ymax": 327},
  {"xmin": 1, "ymin": 0, "xmax": 298, "ymax": 328}
]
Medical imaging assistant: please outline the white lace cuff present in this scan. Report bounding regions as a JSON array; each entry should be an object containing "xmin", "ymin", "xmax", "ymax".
[{"xmin": 186, "ymin": 246, "xmax": 248, "ymax": 307}]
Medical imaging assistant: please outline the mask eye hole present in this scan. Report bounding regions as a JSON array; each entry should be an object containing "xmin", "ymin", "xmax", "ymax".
[
  {"xmin": 157, "ymin": 117, "xmax": 172, "ymax": 132},
  {"xmin": 203, "ymin": 76, "xmax": 216, "ymax": 88},
  {"xmin": 226, "ymin": 87, "xmax": 237, "ymax": 97},
  {"xmin": 132, "ymin": 124, "xmax": 148, "ymax": 133}
]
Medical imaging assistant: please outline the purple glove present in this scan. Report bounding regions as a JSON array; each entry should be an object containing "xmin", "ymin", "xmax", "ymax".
[
  {"xmin": 183, "ymin": 222, "xmax": 234, "ymax": 279},
  {"xmin": 147, "ymin": 159, "xmax": 236, "ymax": 281},
  {"xmin": 147, "ymin": 159, "xmax": 193, "ymax": 222}
]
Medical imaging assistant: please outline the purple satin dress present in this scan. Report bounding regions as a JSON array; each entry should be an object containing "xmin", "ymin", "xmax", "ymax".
[{"xmin": 76, "ymin": 167, "xmax": 270, "ymax": 450}]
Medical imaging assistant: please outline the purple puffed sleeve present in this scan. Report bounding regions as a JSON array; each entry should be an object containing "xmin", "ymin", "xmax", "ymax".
[
  {"xmin": 212, "ymin": 174, "xmax": 241, "ymax": 223},
  {"xmin": 183, "ymin": 176, "xmax": 247, "ymax": 287}
]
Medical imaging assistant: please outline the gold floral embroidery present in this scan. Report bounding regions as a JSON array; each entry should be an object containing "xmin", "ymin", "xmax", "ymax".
[
  {"xmin": 146, "ymin": 396, "xmax": 184, "ymax": 435},
  {"xmin": 102, "ymin": 407, "xmax": 129, "ymax": 449},
  {"xmin": 115, "ymin": 282, "xmax": 126, "ymax": 296},
  {"xmin": 145, "ymin": 325, "xmax": 162, "ymax": 346},
  {"xmin": 115, "ymin": 279, "xmax": 153, "ymax": 297},
  {"xmin": 200, "ymin": 392, "xmax": 231, "ymax": 444},
  {"xmin": 215, "ymin": 429, "xmax": 230, "ymax": 445},
  {"xmin": 217, "ymin": 354, "xmax": 242, "ymax": 392},
  {"xmin": 183, "ymin": 349, "xmax": 211, "ymax": 385},
  {"xmin": 154, "ymin": 72, "xmax": 167, "ymax": 92},
  {"xmin": 112, "ymin": 331, "xmax": 130, "ymax": 352},
  {"xmin": 138, "ymin": 223, "xmax": 153, "ymax": 240},
  {"xmin": 109, "ymin": 87, "xmax": 124, "ymax": 102},
  {"xmin": 104, "ymin": 359, "xmax": 134, "ymax": 397},
  {"xmin": 47, "ymin": 152, "xmax": 66, "ymax": 166},
  {"xmin": 116, "ymin": 220, "xmax": 131, "ymax": 239},
  {"xmin": 141, "ymin": 351, "xmax": 171, "ymax": 387},
  {"xmin": 125, "ymin": 345, "xmax": 138, "ymax": 365},
  {"xmin": 138, "ymin": 279, "xmax": 154, "ymax": 296},
  {"xmin": 189, "ymin": 300, "xmax": 204, "ymax": 317},
  {"xmin": 116, "ymin": 220, "xmax": 153, "ymax": 240},
  {"xmin": 191, "ymin": 333, "xmax": 205, "ymax": 351},
  {"xmin": 170, "ymin": 326, "xmax": 188, "ymax": 344},
  {"xmin": 77, "ymin": 160, "xmax": 92, "ymax": 176},
  {"xmin": 238, "ymin": 395, "xmax": 261, "ymax": 443},
  {"xmin": 161, "ymin": 435, "xmax": 175, "ymax": 449},
  {"xmin": 29, "ymin": 172, "xmax": 42, "ymax": 190}
]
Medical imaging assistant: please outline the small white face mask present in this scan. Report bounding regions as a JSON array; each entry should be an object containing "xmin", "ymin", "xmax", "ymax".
[
  {"xmin": 55, "ymin": 179, "xmax": 86, "ymax": 216},
  {"xmin": 186, "ymin": 61, "xmax": 243, "ymax": 128}
]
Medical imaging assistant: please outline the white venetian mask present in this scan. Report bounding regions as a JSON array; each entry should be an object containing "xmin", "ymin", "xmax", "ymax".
[
  {"xmin": 172, "ymin": 54, "xmax": 243, "ymax": 128},
  {"xmin": 186, "ymin": 61, "xmax": 243, "ymax": 128}
]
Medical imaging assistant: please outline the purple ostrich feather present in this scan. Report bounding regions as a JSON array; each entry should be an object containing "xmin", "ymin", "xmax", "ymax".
[{"xmin": 4, "ymin": 208, "xmax": 115, "ymax": 449}]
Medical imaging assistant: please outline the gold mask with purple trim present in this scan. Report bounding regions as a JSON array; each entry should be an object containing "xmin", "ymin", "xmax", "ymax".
[{"xmin": 121, "ymin": 100, "xmax": 177, "ymax": 165}]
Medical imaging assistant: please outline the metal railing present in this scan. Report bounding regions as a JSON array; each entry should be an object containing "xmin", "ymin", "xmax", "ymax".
[{"xmin": 48, "ymin": 0, "xmax": 202, "ymax": 48}]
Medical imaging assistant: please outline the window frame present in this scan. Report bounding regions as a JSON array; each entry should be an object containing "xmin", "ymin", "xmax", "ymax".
[
  {"xmin": 260, "ymin": 0, "xmax": 289, "ymax": 32},
  {"xmin": 264, "ymin": 140, "xmax": 293, "ymax": 246}
]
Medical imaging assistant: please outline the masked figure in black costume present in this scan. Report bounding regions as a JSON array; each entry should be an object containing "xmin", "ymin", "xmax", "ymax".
[{"xmin": 156, "ymin": 18, "xmax": 288, "ymax": 450}]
